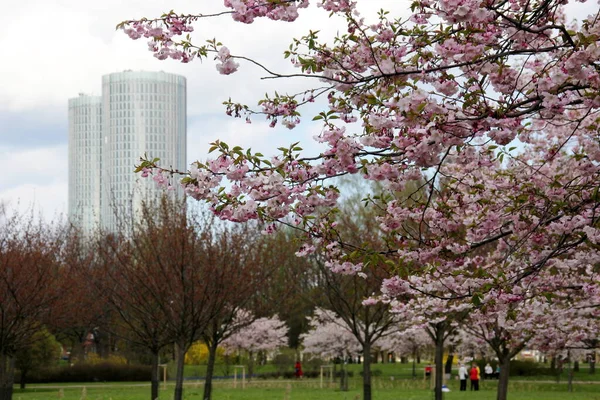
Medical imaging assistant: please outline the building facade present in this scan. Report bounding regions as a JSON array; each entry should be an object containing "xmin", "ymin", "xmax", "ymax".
[
  {"xmin": 68, "ymin": 94, "xmax": 103, "ymax": 233},
  {"xmin": 68, "ymin": 71, "xmax": 187, "ymax": 233}
]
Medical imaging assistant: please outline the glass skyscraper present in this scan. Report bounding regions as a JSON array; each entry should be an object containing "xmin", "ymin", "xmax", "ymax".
[{"xmin": 68, "ymin": 70, "xmax": 187, "ymax": 233}]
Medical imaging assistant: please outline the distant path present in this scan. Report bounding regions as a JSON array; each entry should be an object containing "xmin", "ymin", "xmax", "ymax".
[
  {"xmin": 511, "ymin": 380, "xmax": 600, "ymax": 384},
  {"xmin": 25, "ymin": 379, "xmax": 600, "ymax": 389}
]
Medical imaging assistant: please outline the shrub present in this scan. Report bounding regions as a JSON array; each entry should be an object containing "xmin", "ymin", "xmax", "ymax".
[
  {"xmin": 86, "ymin": 353, "xmax": 128, "ymax": 365},
  {"xmin": 256, "ymin": 371, "xmax": 281, "ymax": 379},
  {"xmin": 302, "ymin": 356, "xmax": 326, "ymax": 371},
  {"xmin": 185, "ymin": 342, "xmax": 225, "ymax": 365},
  {"xmin": 334, "ymin": 370, "xmax": 354, "ymax": 378},
  {"xmin": 359, "ymin": 369, "xmax": 382, "ymax": 377},
  {"xmin": 254, "ymin": 370, "xmax": 321, "ymax": 380},
  {"xmin": 272, "ymin": 350, "xmax": 296, "ymax": 373},
  {"xmin": 509, "ymin": 360, "xmax": 548, "ymax": 377}
]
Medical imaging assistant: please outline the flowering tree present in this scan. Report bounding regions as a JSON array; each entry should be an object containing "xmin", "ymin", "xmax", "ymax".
[
  {"xmin": 123, "ymin": 2, "xmax": 600, "ymax": 399},
  {"xmin": 221, "ymin": 315, "xmax": 288, "ymax": 378},
  {"xmin": 301, "ymin": 308, "xmax": 361, "ymax": 360},
  {"xmin": 382, "ymin": 327, "xmax": 431, "ymax": 377},
  {"xmin": 464, "ymin": 264, "xmax": 600, "ymax": 398},
  {"xmin": 453, "ymin": 328, "xmax": 493, "ymax": 363},
  {"xmin": 301, "ymin": 308, "xmax": 361, "ymax": 391}
]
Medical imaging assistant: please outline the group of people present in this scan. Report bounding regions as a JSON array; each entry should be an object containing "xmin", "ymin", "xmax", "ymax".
[{"xmin": 458, "ymin": 363, "xmax": 500, "ymax": 391}]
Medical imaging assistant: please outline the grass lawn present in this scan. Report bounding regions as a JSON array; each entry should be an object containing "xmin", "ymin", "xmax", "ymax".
[{"xmin": 13, "ymin": 377, "xmax": 600, "ymax": 400}]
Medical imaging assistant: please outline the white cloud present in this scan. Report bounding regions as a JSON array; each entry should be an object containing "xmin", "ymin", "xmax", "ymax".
[
  {"xmin": 186, "ymin": 115, "xmax": 322, "ymax": 163},
  {"xmin": 0, "ymin": 146, "xmax": 67, "ymax": 189},
  {"xmin": 0, "ymin": 145, "xmax": 68, "ymax": 221},
  {"xmin": 0, "ymin": 182, "xmax": 68, "ymax": 222}
]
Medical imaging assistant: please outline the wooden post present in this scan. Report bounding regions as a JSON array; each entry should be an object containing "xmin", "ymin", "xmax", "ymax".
[
  {"xmin": 159, "ymin": 364, "xmax": 168, "ymax": 390},
  {"xmin": 320, "ymin": 365, "xmax": 333, "ymax": 388},
  {"xmin": 233, "ymin": 365, "xmax": 246, "ymax": 389}
]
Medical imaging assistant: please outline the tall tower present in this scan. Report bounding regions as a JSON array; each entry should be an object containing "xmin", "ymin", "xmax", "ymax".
[
  {"xmin": 100, "ymin": 71, "xmax": 187, "ymax": 232},
  {"xmin": 68, "ymin": 94, "xmax": 103, "ymax": 233},
  {"xmin": 68, "ymin": 71, "xmax": 187, "ymax": 234}
]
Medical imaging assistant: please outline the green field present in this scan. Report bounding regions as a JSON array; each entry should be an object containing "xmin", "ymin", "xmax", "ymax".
[
  {"xmin": 180, "ymin": 361, "xmax": 600, "ymax": 382},
  {"xmin": 11, "ymin": 361, "xmax": 599, "ymax": 400},
  {"xmin": 12, "ymin": 377, "xmax": 600, "ymax": 400}
]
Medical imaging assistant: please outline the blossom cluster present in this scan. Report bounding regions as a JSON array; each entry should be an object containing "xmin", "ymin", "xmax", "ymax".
[
  {"xmin": 224, "ymin": 0, "xmax": 309, "ymax": 23},
  {"xmin": 122, "ymin": 14, "xmax": 196, "ymax": 62}
]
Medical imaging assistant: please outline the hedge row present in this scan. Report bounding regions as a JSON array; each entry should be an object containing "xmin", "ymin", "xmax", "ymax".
[
  {"xmin": 509, "ymin": 360, "xmax": 553, "ymax": 377},
  {"xmin": 470, "ymin": 360, "xmax": 553, "ymax": 377},
  {"xmin": 17, "ymin": 363, "xmax": 152, "ymax": 383},
  {"xmin": 255, "ymin": 370, "xmax": 355, "ymax": 380}
]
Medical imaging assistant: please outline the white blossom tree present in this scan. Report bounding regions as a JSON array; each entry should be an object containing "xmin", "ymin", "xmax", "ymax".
[{"xmin": 222, "ymin": 314, "xmax": 288, "ymax": 378}]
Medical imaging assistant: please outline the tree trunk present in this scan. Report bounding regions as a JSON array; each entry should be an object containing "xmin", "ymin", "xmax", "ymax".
[
  {"xmin": 18, "ymin": 369, "xmax": 26, "ymax": 390},
  {"xmin": 150, "ymin": 351, "xmax": 160, "ymax": 400},
  {"xmin": 173, "ymin": 343, "xmax": 186, "ymax": 400},
  {"xmin": 203, "ymin": 340, "xmax": 219, "ymax": 400},
  {"xmin": 247, "ymin": 351, "xmax": 254, "ymax": 381},
  {"xmin": 555, "ymin": 357, "xmax": 563, "ymax": 383},
  {"xmin": 339, "ymin": 359, "xmax": 348, "ymax": 392},
  {"xmin": 0, "ymin": 354, "xmax": 15, "ymax": 400},
  {"xmin": 568, "ymin": 366, "xmax": 573, "ymax": 392},
  {"xmin": 434, "ymin": 330, "xmax": 444, "ymax": 400},
  {"xmin": 333, "ymin": 362, "xmax": 337, "ymax": 382},
  {"xmin": 567, "ymin": 353, "xmax": 573, "ymax": 393},
  {"xmin": 363, "ymin": 342, "xmax": 372, "ymax": 400},
  {"xmin": 574, "ymin": 361, "xmax": 579, "ymax": 372},
  {"xmin": 445, "ymin": 353, "xmax": 454, "ymax": 375},
  {"xmin": 496, "ymin": 356, "xmax": 511, "ymax": 400},
  {"xmin": 78, "ymin": 332, "xmax": 87, "ymax": 363}
]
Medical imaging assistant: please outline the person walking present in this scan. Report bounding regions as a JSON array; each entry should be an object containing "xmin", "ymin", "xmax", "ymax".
[
  {"xmin": 294, "ymin": 361, "xmax": 303, "ymax": 379},
  {"xmin": 458, "ymin": 364, "xmax": 468, "ymax": 391},
  {"xmin": 470, "ymin": 363, "xmax": 480, "ymax": 391},
  {"xmin": 425, "ymin": 364, "xmax": 432, "ymax": 379}
]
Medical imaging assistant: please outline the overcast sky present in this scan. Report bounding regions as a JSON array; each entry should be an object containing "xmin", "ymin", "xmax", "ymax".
[{"xmin": 0, "ymin": 1, "xmax": 590, "ymax": 221}]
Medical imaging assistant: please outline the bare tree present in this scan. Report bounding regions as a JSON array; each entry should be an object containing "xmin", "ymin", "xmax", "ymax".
[
  {"xmin": 0, "ymin": 206, "xmax": 63, "ymax": 400},
  {"xmin": 95, "ymin": 198, "xmax": 248, "ymax": 400}
]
